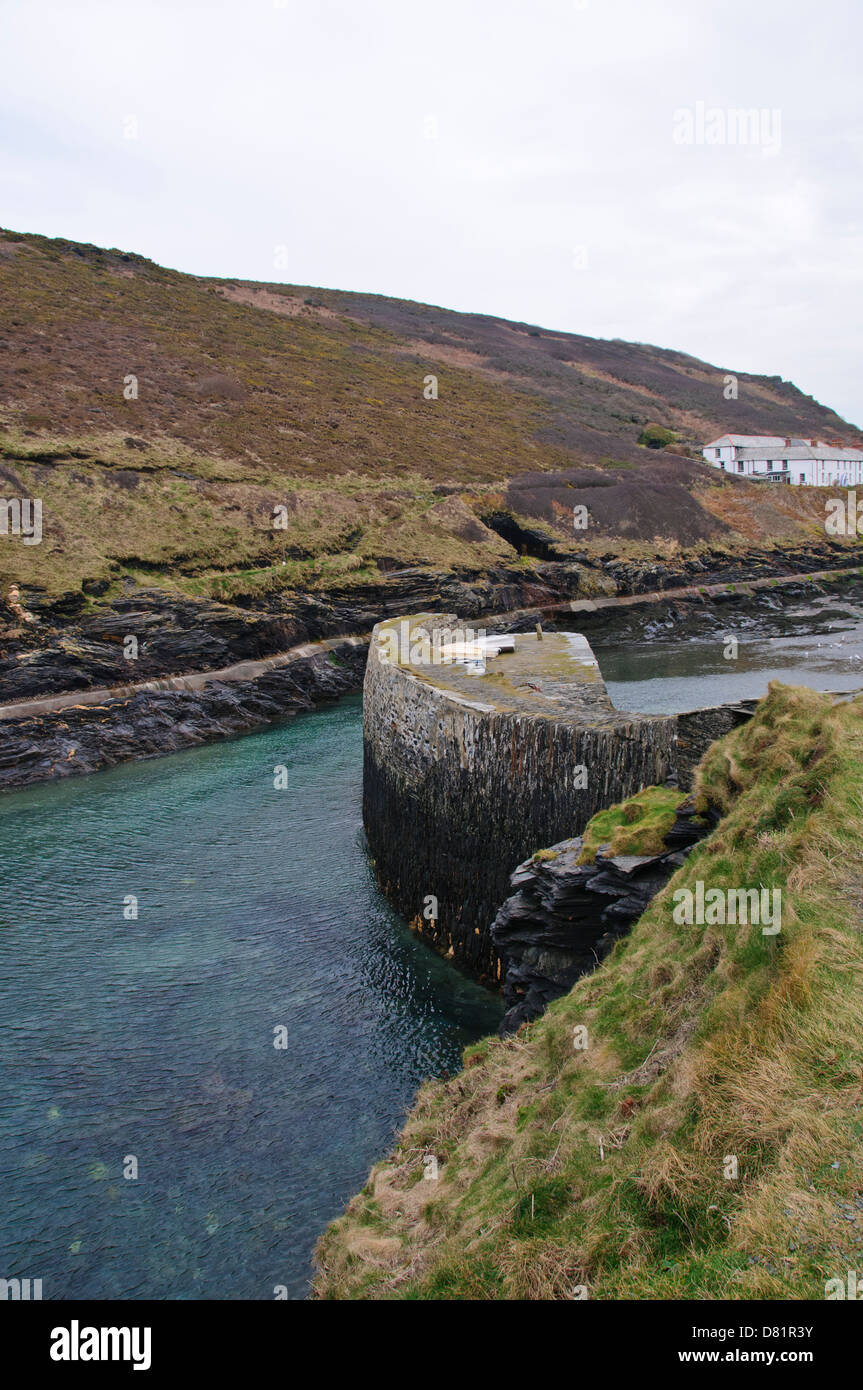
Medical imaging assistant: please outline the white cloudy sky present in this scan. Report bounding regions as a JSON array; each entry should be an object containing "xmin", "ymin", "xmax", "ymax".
[{"xmin": 3, "ymin": 0, "xmax": 862, "ymax": 425}]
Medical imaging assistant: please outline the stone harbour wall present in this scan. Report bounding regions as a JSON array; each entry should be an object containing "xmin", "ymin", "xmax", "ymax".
[{"xmin": 362, "ymin": 613, "xmax": 676, "ymax": 981}]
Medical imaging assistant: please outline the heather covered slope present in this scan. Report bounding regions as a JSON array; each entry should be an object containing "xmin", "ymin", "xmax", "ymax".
[
  {"xmin": 1, "ymin": 228, "xmax": 861, "ymax": 602},
  {"xmin": 314, "ymin": 685, "xmax": 863, "ymax": 1300}
]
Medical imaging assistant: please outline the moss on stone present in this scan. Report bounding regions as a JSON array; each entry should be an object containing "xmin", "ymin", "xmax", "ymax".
[{"xmin": 577, "ymin": 785, "xmax": 687, "ymax": 864}]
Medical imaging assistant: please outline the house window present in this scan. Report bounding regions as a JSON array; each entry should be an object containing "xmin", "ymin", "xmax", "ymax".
[{"xmin": 737, "ymin": 461, "xmax": 744, "ymax": 472}]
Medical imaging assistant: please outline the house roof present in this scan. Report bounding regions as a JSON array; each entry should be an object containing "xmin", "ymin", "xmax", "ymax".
[
  {"xmin": 704, "ymin": 434, "xmax": 804, "ymax": 449},
  {"xmin": 737, "ymin": 445, "xmax": 863, "ymax": 463}
]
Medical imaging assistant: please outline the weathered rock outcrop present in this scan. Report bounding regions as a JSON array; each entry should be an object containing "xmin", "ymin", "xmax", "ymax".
[
  {"xmin": 4, "ymin": 566, "xmax": 858, "ymax": 802},
  {"xmin": 491, "ymin": 798, "xmax": 713, "ymax": 1033},
  {"xmin": 0, "ymin": 568, "xmax": 581, "ymax": 706},
  {"xmin": 5, "ymin": 560, "xmax": 860, "ymax": 707},
  {"xmin": 362, "ymin": 613, "xmax": 676, "ymax": 980}
]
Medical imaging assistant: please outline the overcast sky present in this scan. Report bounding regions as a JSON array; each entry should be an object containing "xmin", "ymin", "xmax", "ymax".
[{"xmin": 3, "ymin": 0, "xmax": 862, "ymax": 427}]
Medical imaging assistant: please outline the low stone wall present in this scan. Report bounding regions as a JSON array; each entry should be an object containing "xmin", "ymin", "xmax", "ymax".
[{"xmin": 362, "ymin": 613, "xmax": 676, "ymax": 981}]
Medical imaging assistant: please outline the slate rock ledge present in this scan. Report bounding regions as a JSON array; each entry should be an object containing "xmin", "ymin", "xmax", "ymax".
[{"xmin": 491, "ymin": 798, "xmax": 713, "ymax": 1033}]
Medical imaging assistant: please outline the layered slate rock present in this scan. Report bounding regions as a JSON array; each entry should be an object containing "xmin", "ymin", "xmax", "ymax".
[
  {"xmin": 0, "ymin": 566, "xmax": 582, "ymax": 706},
  {"xmin": 0, "ymin": 639, "xmax": 367, "ymax": 791},
  {"xmin": 362, "ymin": 611, "xmax": 676, "ymax": 981},
  {"xmin": 491, "ymin": 798, "xmax": 713, "ymax": 1033}
]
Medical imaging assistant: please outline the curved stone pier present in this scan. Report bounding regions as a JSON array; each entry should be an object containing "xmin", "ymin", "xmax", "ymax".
[{"xmin": 362, "ymin": 612, "xmax": 676, "ymax": 981}]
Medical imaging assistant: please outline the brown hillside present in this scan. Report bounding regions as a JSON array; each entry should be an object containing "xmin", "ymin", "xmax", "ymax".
[{"xmin": 0, "ymin": 228, "xmax": 860, "ymax": 599}]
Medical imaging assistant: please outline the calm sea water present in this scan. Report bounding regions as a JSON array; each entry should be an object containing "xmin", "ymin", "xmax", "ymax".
[
  {"xmin": 601, "ymin": 591, "xmax": 863, "ymax": 713},
  {"xmin": 0, "ymin": 694, "xmax": 502, "ymax": 1300}
]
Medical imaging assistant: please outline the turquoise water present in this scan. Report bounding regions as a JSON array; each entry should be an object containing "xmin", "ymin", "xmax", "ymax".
[
  {"xmin": 0, "ymin": 695, "xmax": 502, "ymax": 1300},
  {"xmin": 6, "ymin": 593, "xmax": 858, "ymax": 1303}
]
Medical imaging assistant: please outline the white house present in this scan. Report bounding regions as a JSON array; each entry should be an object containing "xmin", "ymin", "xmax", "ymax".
[{"xmin": 702, "ymin": 434, "xmax": 863, "ymax": 486}]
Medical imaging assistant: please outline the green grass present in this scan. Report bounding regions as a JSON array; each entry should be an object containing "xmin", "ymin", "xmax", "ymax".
[{"xmin": 314, "ymin": 683, "xmax": 863, "ymax": 1299}]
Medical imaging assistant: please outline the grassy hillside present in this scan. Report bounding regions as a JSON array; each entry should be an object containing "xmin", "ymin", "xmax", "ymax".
[
  {"xmin": 314, "ymin": 684, "xmax": 863, "ymax": 1299},
  {"xmin": 1, "ymin": 228, "xmax": 861, "ymax": 601}
]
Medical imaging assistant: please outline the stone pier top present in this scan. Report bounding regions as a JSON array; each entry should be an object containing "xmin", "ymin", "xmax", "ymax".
[{"xmin": 373, "ymin": 611, "xmax": 625, "ymax": 725}]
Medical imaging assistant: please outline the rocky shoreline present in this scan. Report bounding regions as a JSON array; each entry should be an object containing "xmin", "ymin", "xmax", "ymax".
[
  {"xmin": 3, "ymin": 538, "xmax": 861, "ymax": 704},
  {"xmin": 1, "ymin": 548, "xmax": 861, "ymax": 795},
  {"xmin": 0, "ymin": 638, "xmax": 368, "ymax": 792}
]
